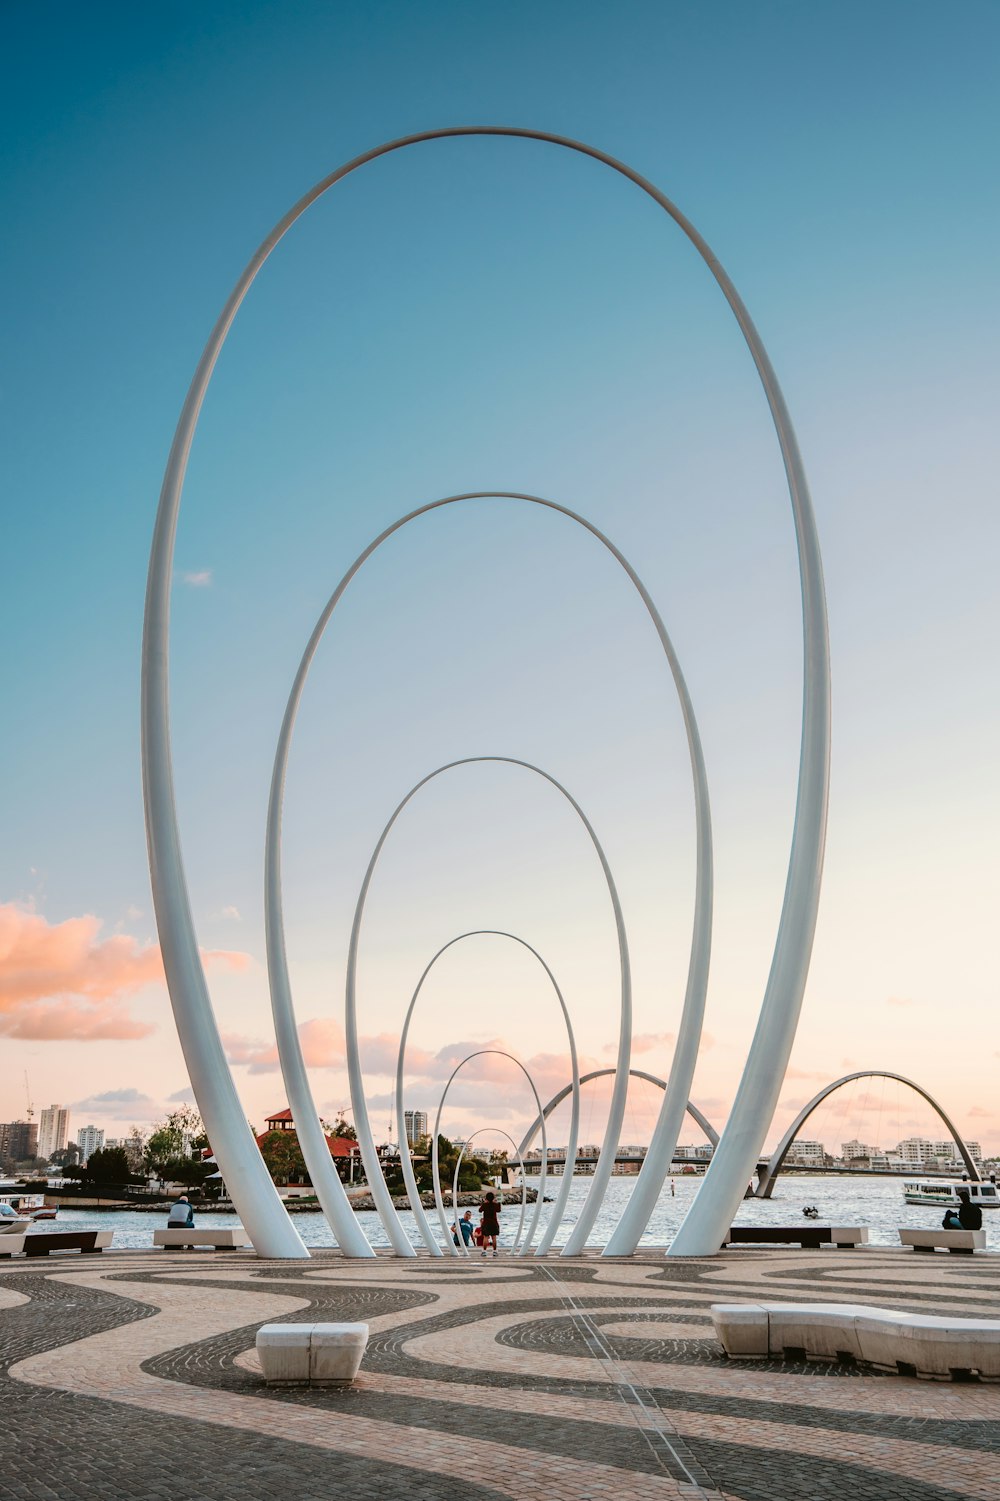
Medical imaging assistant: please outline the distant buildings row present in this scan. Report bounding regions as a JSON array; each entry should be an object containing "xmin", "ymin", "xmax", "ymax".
[
  {"xmin": 0, "ymin": 1108, "xmax": 136, "ymax": 1171},
  {"xmin": 787, "ymin": 1136, "xmax": 984, "ymax": 1169}
]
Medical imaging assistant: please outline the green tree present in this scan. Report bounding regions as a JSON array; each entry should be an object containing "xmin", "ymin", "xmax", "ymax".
[
  {"xmin": 383, "ymin": 1134, "xmax": 489, "ymax": 1196},
  {"xmin": 144, "ymin": 1106, "xmax": 206, "ymax": 1175},
  {"xmin": 82, "ymin": 1146, "xmax": 134, "ymax": 1185},
  {"xmin": 258, "ymin": 1130, "xmax": 308, "ymax": 1186},
  {"xmin": 51, "ymin": 1144, "xmax": 80, "ymax": 1168}
]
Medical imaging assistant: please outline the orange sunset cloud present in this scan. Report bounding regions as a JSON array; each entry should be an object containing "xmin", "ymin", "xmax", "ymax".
[{"xmin": 0, "ymin": 902, "xmax": 250, "ymax": 1041}]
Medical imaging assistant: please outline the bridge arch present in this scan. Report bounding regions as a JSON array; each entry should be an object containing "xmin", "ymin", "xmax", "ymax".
[
  {"xmin": 517, "ymin": 1067, "xmax": 719, "ymax": 1160},
  {"xmin": 756, "ymin": 1070, "xmax": 981, "ymax": 1198}
]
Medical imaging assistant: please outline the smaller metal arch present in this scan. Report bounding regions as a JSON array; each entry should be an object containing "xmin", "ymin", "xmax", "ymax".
[
  {"xmin": 432, "ymin": 1050, "xmax": 547, "ymax": 1257},
  {"xmin": 395, "ymin": 930, "xmax": 580, "ymax": 1258},
  {"xmin": 757, "ymin": 1069, "xmax": 981, "ymax": 1198},
  {"xmin": 451, "ymin": 1128, "xmax": 529, "ymax": 1257},
  {"xmin": 344, "ymin": 757, "xmax": 627, "ymax": 1260},
  {"xmin": 518, "ymin": 1067, "xmax": 719, "ymax": 1160}
]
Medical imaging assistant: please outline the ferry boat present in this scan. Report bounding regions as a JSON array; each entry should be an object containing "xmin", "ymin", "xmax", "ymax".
[{"xmin": 903, "ymin": 1179, "xmax": 1000, "ymax": 1208}]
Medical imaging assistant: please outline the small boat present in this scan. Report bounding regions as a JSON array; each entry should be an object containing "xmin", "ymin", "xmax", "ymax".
[{"xmin": 903, "ymin": 1179, "xmax": 1000, "ymax": 1208}]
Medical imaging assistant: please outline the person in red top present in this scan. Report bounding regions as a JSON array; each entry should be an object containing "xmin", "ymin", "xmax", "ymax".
[{"xmin": 479, "ymin": 1190, "xmax": 501, "ymax": 1257}]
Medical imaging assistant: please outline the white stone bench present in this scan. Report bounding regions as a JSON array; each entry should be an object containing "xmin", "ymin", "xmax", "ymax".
[
  {"xmin": 256, "ymin": 1322, "xmax": 369, "ymax": 1386},
  {"xmin": 0, "ymin": 1235, "xmax": 26, "ymax": 1257},
  {"xmin": 711, "ymin": 1301, "xmax": 1000, "ymax": 1380},
  {"xmin": 899, "ymin": 1228, "xmax": 986, "ymax": 1255},
  {"xmin": 153, "ymin": 1227, "xmax": 251, "ymax": 1250}
]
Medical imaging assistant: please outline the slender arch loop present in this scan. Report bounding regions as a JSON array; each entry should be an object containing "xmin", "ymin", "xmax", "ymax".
[
  {"xmin": 263, "ymin": 491, "xmax": 710, "ymax": 1258},
  {"xmin": 341, "ymin": 758, "xmax": 629, "ymax": 1258},
  {"xmin": 142, "ymin": 127, "xmax": 828, "ymax": 1258},
  {"xmin": 393, "ymin": 931, "xmax": 580, "ymax": 1258},
  {"xmin": 756, "ymin": 1071, "xmax": 981, "ymax": 1199},
  {"xmin": 431, "ymin": 1050, "xmax": 547, "ymax": 1256},
  {"xmin": 517, "ymin": 1067, "xmax": 719, "ymax": 1160},
  {"xmin": 452, "ymin": 1128, "xmax": 530, "ymax": 1256}
]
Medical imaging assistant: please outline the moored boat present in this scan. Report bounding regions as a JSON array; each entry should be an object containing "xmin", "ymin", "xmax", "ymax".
[{"xmin": 903, "ymin": 1178, "xmax": 1000, "ymax": 1208}]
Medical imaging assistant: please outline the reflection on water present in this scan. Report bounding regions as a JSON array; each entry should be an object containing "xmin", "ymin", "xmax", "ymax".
[{"xmin": 43, "ymin": 1173, "xmax": 1000, "ymax": 1251}]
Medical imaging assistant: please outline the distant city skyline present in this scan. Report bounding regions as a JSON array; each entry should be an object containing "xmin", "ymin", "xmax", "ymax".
[{"xmin": 1, "ymin": 4, "xmax": 997, "ymax": 1157}]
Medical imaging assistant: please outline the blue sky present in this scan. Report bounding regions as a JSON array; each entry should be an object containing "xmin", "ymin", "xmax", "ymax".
[{"xmin": 1, "ymin": 1, "xmax": 997, "ymax": 1153}]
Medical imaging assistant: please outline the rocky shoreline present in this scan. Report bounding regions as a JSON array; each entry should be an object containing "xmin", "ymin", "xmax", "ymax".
[{"xmin": 47, "ymin": 1185, "xmax": 543, "ymax": 1215}]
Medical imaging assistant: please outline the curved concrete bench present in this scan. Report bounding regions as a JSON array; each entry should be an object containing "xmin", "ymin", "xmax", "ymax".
[
  {"xmin": 899, "ymin": 1228, "xmax": 986, "ymax": 1255},
  {"xmin": 153, "ymin": 1227, "xmax": 251, "ymax": 1250},
  {"xmin": 256, "ymin": 1322, "xmax": 369, "ymax": 1386},
  {"xmin": 712, "ymin": 1301, "xmax": 1000, "ymax": 1380}
]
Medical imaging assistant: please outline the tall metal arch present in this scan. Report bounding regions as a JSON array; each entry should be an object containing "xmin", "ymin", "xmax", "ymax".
[
  {"xmin": 343, "ymin": 758, "xmax": 628, "ymax": 1258},
  {"xmin": 756, "ymin": 1070, "xmax": 981, "ymax": 1198},
  {"xmin": 517, "ymin": 1067, "xmax": 719, "ymax": 1160},
  {"xmin": 431, "ymin": 1050, "xmax": 547, "ymax": 1256},
  {"xmin": 142, "ymin": 126, "xmax": 828, "ymax": 1259},
  {"xmin": 264, "ymin": 490, "xmax": 709, "ymax": 1258},
  {"xmin": 394, "ymin": 930, "xmax": 580, "ymax": 1258}
]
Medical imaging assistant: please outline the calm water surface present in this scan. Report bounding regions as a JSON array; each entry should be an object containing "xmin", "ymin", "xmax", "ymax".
[{"xmin": 47, "ymin": 1174, "xmax": 1000, "ymax": 1251}]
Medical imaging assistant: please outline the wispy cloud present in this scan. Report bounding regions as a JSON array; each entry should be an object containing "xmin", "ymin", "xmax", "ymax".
[
  {"xmin": 221, "ymin": 905, "xmax": 241, "ymax": 921},
  {"xmin": 181, "ymin": 569, "xmax": 212, "ymax": 587},
  {"xmin": 72, "ymin": 1087, "xmax": 160, "ymax": 1122}
]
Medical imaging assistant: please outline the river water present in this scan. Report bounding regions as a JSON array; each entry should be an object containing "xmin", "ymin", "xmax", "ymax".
[{"xmin": 41, "ymin": 1173, "xmax": 1000, "ymax": 1251}]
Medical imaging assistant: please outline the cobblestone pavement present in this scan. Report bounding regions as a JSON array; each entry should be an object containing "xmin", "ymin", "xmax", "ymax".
[{"xmin": 2, "ymin": 1246, "xmax": 1000, "ymax": 1500}]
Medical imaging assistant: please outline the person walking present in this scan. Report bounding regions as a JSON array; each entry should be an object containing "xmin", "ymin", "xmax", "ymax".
[{"xmin": 479, "ymin": 1190, "xmax": 501, "ymax": 1257}]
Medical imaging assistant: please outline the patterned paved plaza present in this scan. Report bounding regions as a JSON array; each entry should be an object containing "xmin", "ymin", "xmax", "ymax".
[{"xmin": 2, "ymin": 1245, "xmax": 999, "ymax": 1500}]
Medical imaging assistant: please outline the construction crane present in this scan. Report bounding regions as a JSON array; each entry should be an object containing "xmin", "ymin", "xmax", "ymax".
[{"xmin": 24, "ymin": 1071, "xmax": 34, "ymax": 1119}]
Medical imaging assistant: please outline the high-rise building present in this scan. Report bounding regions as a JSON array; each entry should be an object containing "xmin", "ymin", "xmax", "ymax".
[
  {"xmin": 76, "ymin": 1125, "xmax": 105, "ymax": 1164},
  {"xmin": 0, "ymin": 1121, "xmax": 39, "ymax": 1168},
  {"xmin": 38, "ymin": 1105, "xmax": 70, "ymax": 1161},
  {"xmin": 404, "ymin": 1110, "xmax": 428, "ymax": 1146}
]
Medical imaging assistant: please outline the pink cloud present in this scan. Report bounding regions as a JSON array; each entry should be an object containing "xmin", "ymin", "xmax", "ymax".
[
  {"xmin": 886, "ymin": 995, "xmax": 915, "ymax": 1007},
  {"xmin": 0, "ymin": 901, "xmax": 250, "ymax": 1042},
  {"xmin": 225, "ymin": 1017, "xmax": 347, "ymax": 1075},
  {"xmin": 968, "ymin": 1106, "xmax": 993, "ymax": 1119},
  {"xmin": 631, "ymin": 1032, "xmax": 676, "ymax": 1056}
]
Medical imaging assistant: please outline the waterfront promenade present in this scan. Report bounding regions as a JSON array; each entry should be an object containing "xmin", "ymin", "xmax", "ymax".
[{"xmin": 2, "ymin": 1248, "xmax": 999, "ymax": 1500}]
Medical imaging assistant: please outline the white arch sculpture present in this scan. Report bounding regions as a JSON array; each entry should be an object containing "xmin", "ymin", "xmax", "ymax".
[
  {"xmin": 264, "ymin": 490, "xmax": 710, "ymax": 1258},
  {"xmin": 142, "ymin": 127, "xmax": 828, "ymax": 1258},
  {"xmin": 517, "ymin": 1067, "xmax": 720, "ymax": 1159},
  {"xmin": 451, "ymin": 1128, "xmax": 529, "ymax": 1256},
  {"xmin": 431, "ymin": 1050, "xmax": 547, "ymax": 1256},
  {"xmin": 341, "ymin": 757, "xmax": 629, "ymax": 1258},
  {"xmin": 393, "ymin": 931, "xmax": 580, "ymax": 1258}
]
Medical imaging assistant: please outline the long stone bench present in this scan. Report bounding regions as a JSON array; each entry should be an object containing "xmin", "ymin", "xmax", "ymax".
[
  {"xmin": 153, "ymin": 1227, "xmax": 251, "ymax": 1250},
  {"xmin": 24, "ymin": 1230, "xmax": 113, "ymax": 1257},
  {"xmin": 899, "ymin": 1228, "xmax": 986, "ymax": 1255},
  {"xmin": 256, "ymin": 1322, "xmax": 369, "ymax": 1386},
  {"xmin": 712, "ymin": 1301, "xmax": 1000, "ymax": 1380},
  {"xmin": 723, "ymin": 1225, "xmax": 868, "ymax": 1249}
]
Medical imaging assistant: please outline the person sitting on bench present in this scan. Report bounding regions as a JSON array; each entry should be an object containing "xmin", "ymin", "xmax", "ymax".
[
  {"xmin": 943, "ymin": 1188, "xmax": 982, "ymax": 1231},
  {"xmin": 167, "ymin": 1195, "xmax": 195, "ymax": 1229}
]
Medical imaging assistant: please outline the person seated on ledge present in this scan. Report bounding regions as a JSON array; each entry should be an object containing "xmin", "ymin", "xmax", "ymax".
[
  {"xmin": 459, "ymin": 1210, "xmax": 475, "ymax": 1247},
  {"xmin": 958, "ymin": 1187, "xmax": 983, "ymax": 1231},
  {"xmin": 167, "ymin": 1194, "xmax": 195, "ymax": 1229}
]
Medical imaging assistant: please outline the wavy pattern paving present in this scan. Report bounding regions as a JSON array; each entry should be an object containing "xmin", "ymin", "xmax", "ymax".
[{"xmin": 3, "ymin": 1248, "xmax": 999, "ymax": 1500}]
